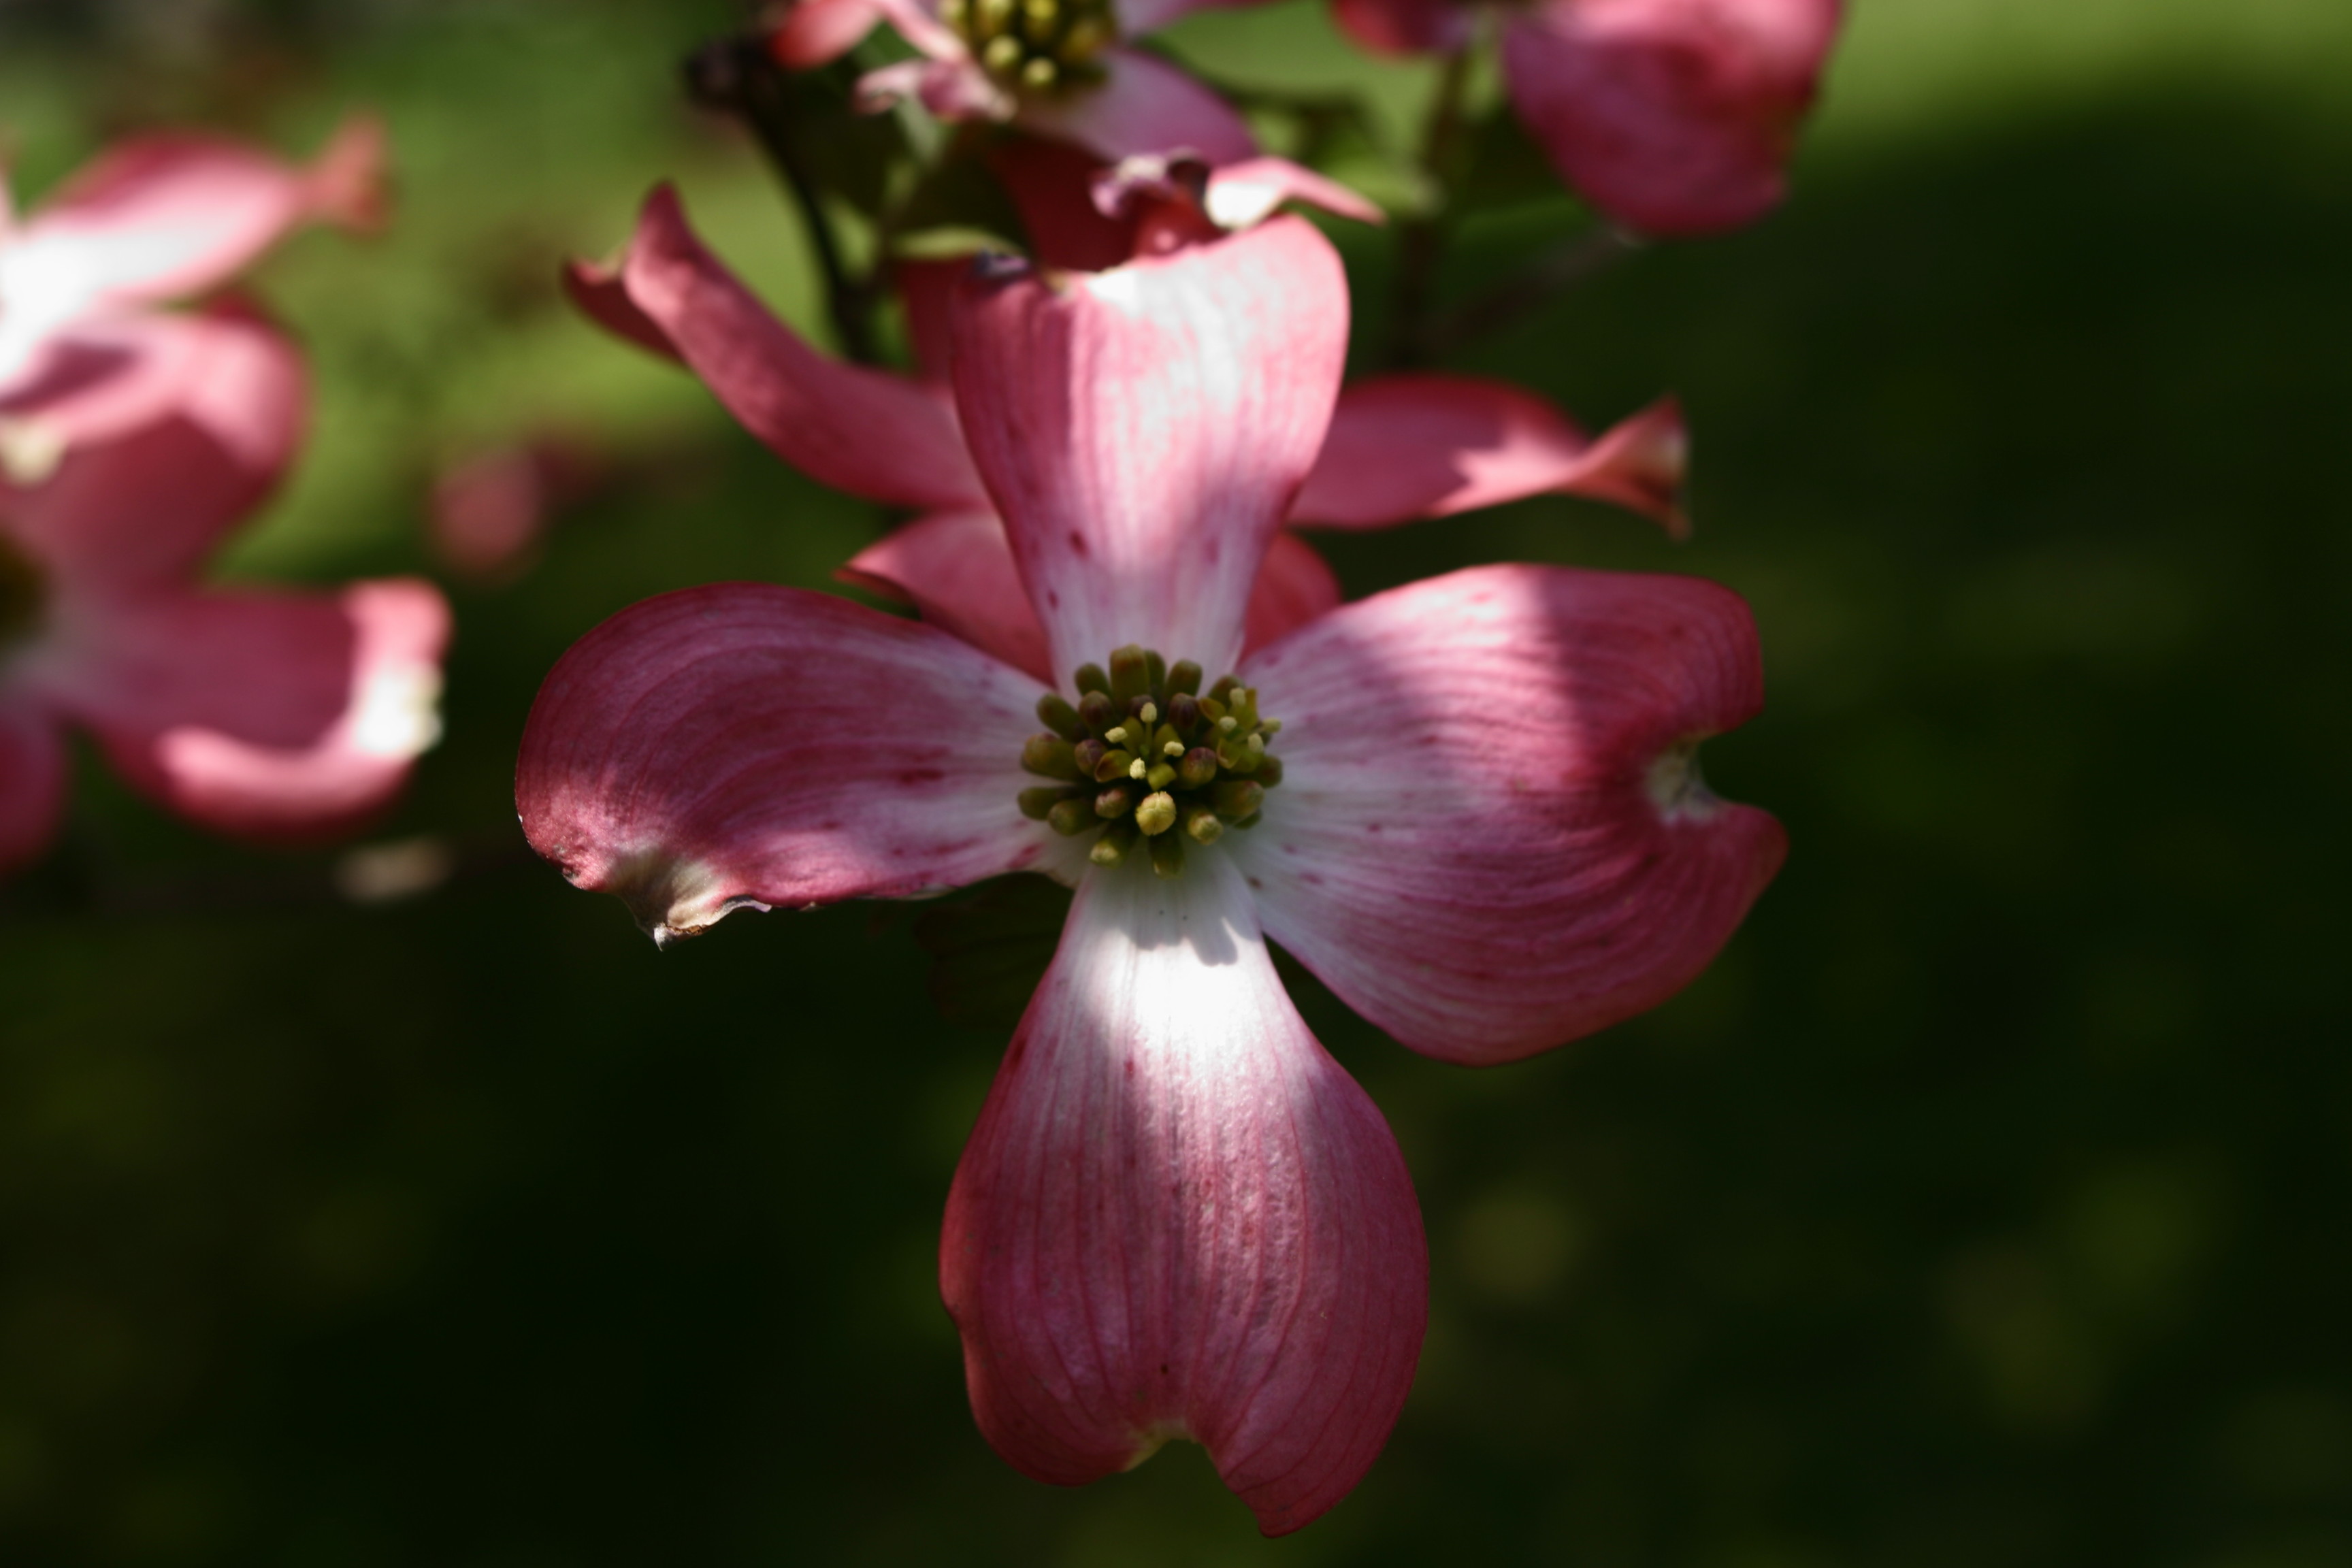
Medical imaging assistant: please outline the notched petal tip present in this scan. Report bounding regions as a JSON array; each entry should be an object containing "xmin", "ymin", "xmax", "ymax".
[{"xmin": 944, "ymin": 858, "xmax": 1426, "ymax": 1534}]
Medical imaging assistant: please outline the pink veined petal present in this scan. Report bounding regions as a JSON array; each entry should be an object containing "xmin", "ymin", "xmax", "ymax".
[
  {"xmin": 1232, "ymin": 563, "xmax": 1786, "ymax": 1064},
  {"xmin": 517, "ymin": 583, "xmax": 1056, "ymax": 944},
  {"xmin": 839, "ymin": 508, "xmax": 1054, "ymax": 683},
  {"xmin": 1291, "ymin": 375, "xmax": 1689, "ymax": 536},
  {"xmin": 1328, "ymin": 0, "xmax": 1475, "ymax": 55},
  {"xmin": 9, "ymin": 117, "xmax": 386, "ymax": 313},
  {"xmin": 949, "ymin": 217, "xmax": 1348, "ymax": 678},
  {"xmin": 46, "ymin": 578, "xmax": 448, "ymax": 843},
  {"xmin": 0, "ymin": 310, "xmax": 304, "ymax": 489},
  {"xmin": 1503, "ymin": 0, "xmax": 1842, "ymax": 236},
  {"xmin": 0, "ymin": 329, "xmax": 304, "ymax": 592},
  {"xmin": 1243, "ymin": 532, "xmax": 1341, "ymax": 655},
  {"xmin": 770, "ymin": 0, "xmax": 887, "ymax": 66},
  {"xmin": 1015, "ymin": 48, "xmax": 1259, "ymax": 167},
  {"xmin": 843, "ymin": 512, "xmax": 1340, "ymax": 681},
  {"xmin": 943, "ymin": 852, "xmax": 1426, "ymax": 1535},
  {"xmin": 0, "ymin": 698, "xmax": 67, "ymax": 877},
  {"xmin": 617, "ymin": 186, "xmax": 986, "ymax": 510},
  {"xmin": 561, "ymin": 255, "xmax": 681, "ymax": 361}
]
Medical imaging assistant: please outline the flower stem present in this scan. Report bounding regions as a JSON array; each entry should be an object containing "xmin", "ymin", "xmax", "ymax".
[{"xmin": 683, "ymin": 33, "xmax": 883, "ymax": 366}]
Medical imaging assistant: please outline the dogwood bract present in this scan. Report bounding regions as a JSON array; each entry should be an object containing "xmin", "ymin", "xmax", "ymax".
[{"xmin": 518, "ymin": 216, "xmax": 1780, "ymax": 1530}]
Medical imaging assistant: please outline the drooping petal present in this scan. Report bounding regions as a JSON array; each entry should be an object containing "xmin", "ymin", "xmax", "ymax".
[
  {"xmin": 770, "ymin": 0, "xmax": 887, "ymax": 65},
  {"xmin": 617, "ymin": 186, "xmax": 985, "ymax": 510},
  {"xmin": 840, "ymin": 508, "xmax": 1053, "ymax": 683},
  {"xmin": 1328, "ymin": 0, "xmax": 1475, "ymax": 56},
  {"xmin": 44, "ymin": 579, "xmax": 448, "ymax": 842},
  {"xmin": 7, "ymin": 118, "xmax": 385, "ymax": 315},
  {"xmin": 0, "ymin": 698, "xmax": 67, "ymax": 877},
  {"xmin": 950, "ymin": 217, "xmax": 1348, "ymax": 677},
  {"xmin": 0, "ymin": 325, "xmax": 304, "ymax": 590},
  {"xmin": 0, "ymin": 311, "xmax": 303, "ymax": 495},
  {"xmin": 1291, "ymin": 376, "xmax": 1689, "ymax": 536},
  {"xmin": 1232, "ymin": 564, "xmax": 1786, "ymax": 1064},
  {"xmin": 1015, "ymin": 48, "xmax": 1258, "ymax": 167},
  {"xmin": 943, "ymin": 852, "xmax": 1426, "ymax": 1535},
  {"xmin": 1502, "ymin": 0, "xmax": 1842, "ymax": 236},
  {"xmin": 561, "ymin": 255, "xmax": 681, "ymax": 361},
  {"xmin": 517, "ymin": 583, "xmax": 1057, "ymax": 943},
  {"xmin": 846, "ymin": 513, "xmax": 1343, "ymax": 679}
]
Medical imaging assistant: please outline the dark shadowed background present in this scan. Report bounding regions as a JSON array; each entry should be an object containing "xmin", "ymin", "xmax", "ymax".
[{"xmin": 1, "ymin": 0, "xmax": 2347, "ymax": 1562}]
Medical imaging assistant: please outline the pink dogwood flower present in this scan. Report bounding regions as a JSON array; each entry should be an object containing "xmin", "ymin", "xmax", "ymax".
[
  {"xmin": 519, "ymin": 214, "xmax": 1781, "ymax": 1529},
  {"xmin": 0, "ymin": 314, "xmax": 448, "ymax": 876},
  {"xmin": 768, "ymin": 0, "xmax": 1263, "ymax": 163},
  {"xmin": 1336, "ymin": 0, "xmax": 1842, "ymax": 235},
  {"xmin": 564, "ymin": 178, "xmax": 1689, "ymax": 681},
  {"xmin": 0, "ymin": 117, "xmax": 384, "ymax": 478}
]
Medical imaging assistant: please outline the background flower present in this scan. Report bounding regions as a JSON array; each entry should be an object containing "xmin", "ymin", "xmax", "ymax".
[
  {"xmin": 0, "ymin": 315, "xmax": 447, "ymax": 874},
  {"xmin": 0, "ymin": 117, "xmax": 383, "ymax": 474}
]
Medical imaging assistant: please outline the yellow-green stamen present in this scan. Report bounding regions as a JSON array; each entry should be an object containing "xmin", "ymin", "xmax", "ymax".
[
  {"xmin": 1017, "ymin": 645, "xmax": 1284, "ymax": 879},
  {"xmin": 944, "ymin": 0, "xmax": 1115, "ymax": 93}
]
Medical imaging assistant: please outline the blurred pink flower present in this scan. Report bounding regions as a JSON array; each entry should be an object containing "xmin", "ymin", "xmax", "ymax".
[
  {"xmin": 1336, "ymin": 0, "xmax": 1842, "ymax": 235},
  {"xmin": 768, "ymin": 0, "xmax": 1264, "ymax": 163},
  {"xmin": 566, "ymin": 180, "xmax": 1688, "ymax": 681},
  {"xmin": 0, "ymin": 117, "xmax": 385, "ymax": 477},
  {"xmin": 520, "ymin": 216, "xmax": 1780, "ymax": 1529},
  {"xmin": 0, "ymin": 316, "xmax": 448, "ymax": 877},
  {"xmin": 428, "ymin": 436, "xmax": 603, "ymax": 585}
]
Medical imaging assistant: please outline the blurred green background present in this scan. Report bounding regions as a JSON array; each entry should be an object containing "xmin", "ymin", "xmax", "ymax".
[{"xmin": 3, "ymin": 0, "xmax": 2349, "ymax": 1562}]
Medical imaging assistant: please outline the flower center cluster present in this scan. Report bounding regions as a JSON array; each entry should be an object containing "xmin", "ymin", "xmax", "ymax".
[
  {"xmin": 0, "ymin": 532, "xmax": 48, "ymax": 651},
  {"xmin": 1017, "ymin": 643, "xmax": 1284, "ymax": 879},
  {"xmin": 942, "ymin": 0, "xmax": 1115, "ymax": 95}
]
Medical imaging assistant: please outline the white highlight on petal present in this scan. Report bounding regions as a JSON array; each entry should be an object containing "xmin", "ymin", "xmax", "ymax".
[{"xmin": 350, "ymin": 662, "xmax": 444, "ymax": 759}]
